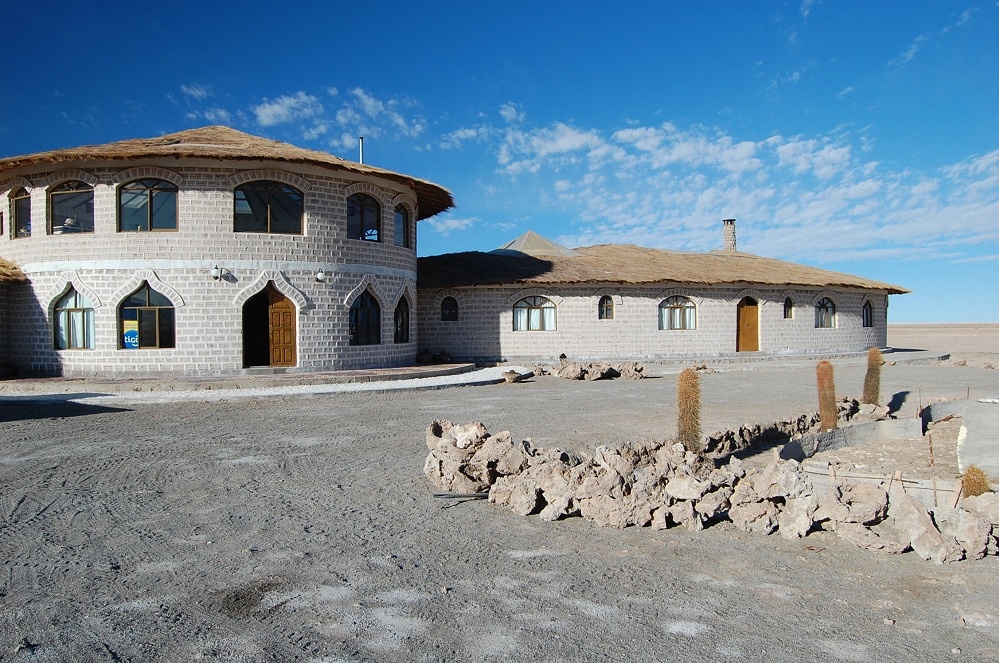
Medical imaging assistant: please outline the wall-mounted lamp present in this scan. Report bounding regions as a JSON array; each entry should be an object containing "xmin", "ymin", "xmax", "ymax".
[
  {"xmin": 211, "ymin": 265, "xmax": 230, "ymax": 281},
  {"xmin": 315, "ymin": 268, "xmax": 327, "ymax": 283}
]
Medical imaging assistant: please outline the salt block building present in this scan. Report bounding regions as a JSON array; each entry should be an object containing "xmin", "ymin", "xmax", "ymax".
[
  {"xmin": 416, "ymin": 225, "xmax": 908, "ymax": 364},
  {"xmin": 0, "ymin": 127, "xmax": 906, "ymax": 377},
  {"xmin": 0, "ymin": 126, "xmax": 452, "ymax": 377}
]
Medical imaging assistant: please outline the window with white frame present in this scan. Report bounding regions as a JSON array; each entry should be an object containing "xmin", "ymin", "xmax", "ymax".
[
  {"xmin": 54, "ymin": 287, "xmax": 95, "ymax": 350},
  {"xmin": 815, "ymin": 297, "xmax": 836, "ymax": 328},
  {"xmin": 659, "ymin": 296, "xmax": 696, "ymax": 330},
  {"xmin": 513, "ymin": 296, "xmax": 556, "ymax": 331}
]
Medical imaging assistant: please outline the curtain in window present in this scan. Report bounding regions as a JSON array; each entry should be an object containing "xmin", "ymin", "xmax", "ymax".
[
  {"xmin": 55, "ymin": 289, "xmax": 95, "ymax": 349},
  {"xmin": 542, "ymin": 306, "xmax": 556, "ymax": 330},
  {"xmin": 514, "ymin": 306, "xmax": 528, "ymax": 331}
]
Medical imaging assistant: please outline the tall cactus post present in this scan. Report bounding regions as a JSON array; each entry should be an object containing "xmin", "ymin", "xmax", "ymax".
[
  {"xmin": 677, "ymin": 367, "xmax": 702, "ymax": 453},
  {"xmin": 817, "ymin": 360, "xmax": 838, "ymax": 431},
  {"xmin": 862, "ymin": 347, "xmax": 883, "ymax": 405}
]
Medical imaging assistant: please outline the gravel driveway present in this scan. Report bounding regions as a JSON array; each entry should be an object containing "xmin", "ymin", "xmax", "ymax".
[{"xmin": 1, "ymin": 355, "xmax": 998, "ymax": 661}]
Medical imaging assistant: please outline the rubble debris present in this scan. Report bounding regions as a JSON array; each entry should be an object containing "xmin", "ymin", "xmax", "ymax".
[
  {"xmin": 502, "ymin": 370, "xmax": 532, "ymax": 383},
  {"xmin": 534, "ymin": 356, "xmax": 646, "ymax": 381},
  {"xmin": 424, "ymin": 419, "xmax": 999, "ymax": 564}
]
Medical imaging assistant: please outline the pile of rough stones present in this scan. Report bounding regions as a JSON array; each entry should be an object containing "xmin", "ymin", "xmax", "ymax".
[
  {"xmin": 531, "ymin": 357, "xmax": 647, "ymax": 381},
  {"xmin": 424, "ymin": 417, "xmax": 999, "ymax": 564}
]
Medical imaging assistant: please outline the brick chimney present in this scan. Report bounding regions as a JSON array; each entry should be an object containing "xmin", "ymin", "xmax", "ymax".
[{"xmin": 723, "ymin": 218, "xmax": 737, "ymax": 251}]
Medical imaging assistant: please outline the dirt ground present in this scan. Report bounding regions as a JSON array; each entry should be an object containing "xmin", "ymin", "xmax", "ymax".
[{"xmin": 1, "ymin": 325, "xmax": 998, "ymax": 662}]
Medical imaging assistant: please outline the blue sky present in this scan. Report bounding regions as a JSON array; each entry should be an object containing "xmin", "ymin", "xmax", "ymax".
[{"xmin": 2, "ymin": 1, "xmax": 997, "ymax": 322}]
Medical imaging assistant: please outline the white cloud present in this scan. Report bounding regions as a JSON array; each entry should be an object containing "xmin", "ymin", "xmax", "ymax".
[
  {"xmin": 890, "ymin": 10, "xmax": 974, "ymax": 69},
  {"xmin": 326, "ymin": 88, "xmax": 426, "ymax": 147},
  {"xmin": 440, "ymin": 127, "xmax": 482, "ymax": 149},
  {"xmin": 500, "ymin": 102, "xmax": 524, "ymax": 124},
  {"xmin": 427, "ymin": 216, "xmax": 476, "ymax": 236},
  {"xmin": 253, "ymin": 92, "xmax": 323, "ymax": 127},
  {"xmin": 302, "ymin": 122, "xmax": 329, "ymax": 140},
  {"xmin": 775, "ymin": 138, "xmax": 851, "ymax": 179},
  {"xmin": 180, "ymin": 84, "xmax": 211, "ymax": 100},
  {"xmin": 201, "ymin": 108, "xmax": 232, "ymax": 124},
  {"xmin": 952, "ymin": 253, "xmax": 999, "ymax": 264},
  {"xmin": 463, "ymin": 109, "xmax": 998, "ymax": 266}
]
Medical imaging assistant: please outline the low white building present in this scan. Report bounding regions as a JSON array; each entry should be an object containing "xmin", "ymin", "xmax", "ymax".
[
  {"xmin": 1, "ymin": 128, "xmax": 906, "ymax": 378},
  {"xmin": 416, "ymin": 226, "xmax": 907, "ymax": 363}
]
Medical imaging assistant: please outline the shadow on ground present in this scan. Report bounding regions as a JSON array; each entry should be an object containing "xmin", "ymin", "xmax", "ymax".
[{"xmin": 0, "ymin": 394, "xmax": 130, "ymax": 422}]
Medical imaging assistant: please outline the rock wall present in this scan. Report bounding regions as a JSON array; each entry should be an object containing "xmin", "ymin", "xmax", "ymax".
[{"xmin": 424, "ymin": 419, "xmax": 999, "ymax": 564}]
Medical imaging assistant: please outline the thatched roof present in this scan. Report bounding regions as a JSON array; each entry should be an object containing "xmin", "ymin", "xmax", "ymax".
[
  {"xmin": 0, "ymin": 258, "xmax": 26, "ymax": 284},
  {"xmin": 418, "ymin": 242, "xmax": 909, "ymax": 294},
  {"xmin": 0, "ymin": 126, "xmax": 453, "ymax": 220}
]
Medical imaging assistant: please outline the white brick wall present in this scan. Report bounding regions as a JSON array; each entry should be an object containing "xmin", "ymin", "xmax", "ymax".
[
  {"xmin": 0, "ymin": 156, "xmax": 895, "ymax": 377},
  {"xmin": 0, "ymin": 161, "xmax": 420, "ymax": 377},
  {"xmin": 416, "ymin": 284, "xmax": 890, "ymax": 362}
]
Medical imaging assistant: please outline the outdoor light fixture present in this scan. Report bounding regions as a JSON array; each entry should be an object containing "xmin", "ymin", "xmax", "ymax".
[{"xmin": 315, "ymin": 268, "xmax": 327, "ymax": 283}]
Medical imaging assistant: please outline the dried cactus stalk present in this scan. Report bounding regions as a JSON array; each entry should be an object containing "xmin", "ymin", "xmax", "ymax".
[
  {"xmin": 962, "ymin": 465, "xmax": 992, "ymax": 498},
  {"xmin": 817, "ymin": 360, "xmax": 838, "ymax": 431},
  {"xmin": 862, "ymin": 347, "xmax": 883, "ymax": 405},
  {"xmin": 677, "ymin": 367, "xmax": 702, "ymax": 454}
]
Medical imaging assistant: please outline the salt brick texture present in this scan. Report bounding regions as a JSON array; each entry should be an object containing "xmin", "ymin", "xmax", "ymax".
[
  {"xmin": 0, "ymin": 161, "xmax": 419, "ymax": 377},
  {"xmin": 2, "ymin": 157, "xmax": 894, "ymax": 377},
  {"xmin": 416, "ymin": 284, "xmax": 889, "ymax": 363}
]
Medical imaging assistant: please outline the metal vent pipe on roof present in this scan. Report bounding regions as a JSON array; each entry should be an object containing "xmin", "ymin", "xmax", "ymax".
[{"xmin": 359, "ymin": 136, "xmax": 364, "ymax": 164}]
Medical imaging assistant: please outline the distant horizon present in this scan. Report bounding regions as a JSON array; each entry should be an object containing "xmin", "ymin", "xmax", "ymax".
[
  {"xmin": 888, "ymin": 321, "xmax": 999, "ymax": 326},
  {"xmin": 2, "ymin": 2, "xmax": 996, "ymax": 324}
]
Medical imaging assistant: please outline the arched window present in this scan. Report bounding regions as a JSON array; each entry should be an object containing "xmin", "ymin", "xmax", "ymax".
[
  {"xmin": 394, "ymin": 298, "xmax": 411, "ymax": 343},
  {"xmin": 783, "ymin": 297, "xmax": 794, "ymax": 319},
  {"xmin": 440, "ymin": 296, "xmax": 459, "ymax": 322},
  {"xmin": 815, "ymin": 297, "xmax": 836, "ymax": 328},
  {"xmin": 513, "ymin": 296, "xmax": 556, "ymax": 331},
  {"xmin": 54, "ymin": 287, "xmax": 95, "ymax": 350},
  {"xmin": 119, "ymin": 282, "xmax": 175, "ymax": 349},
  {"xmin": 598, "ymin": 295, "xmax": 614, "ymax": 320},
  {"xmin": 862, "ymin": 300, "xmax": 874, "ymax": 328},
  {"xmin": 50, "ymin": 181, "xmax": 94, "ymax": 234},
  {"xmin": 394, "ymin": 204, "xmax": 411, "ymax": 248},
  {"xmin": 349, "ymin": 290, "xmax": 380, "ymax": 346},
  {"xmin": 119, "ymin": 179, "xmax": 177, "ymax": 231},
  {"xmin": 659, "ymin": 296, "xmax": 696, "ymax": 330},
  {"xmin": 346, "ymin": 193, "xmax": 380, "ymax": 242},
  {"xmin": 234, "ymin": 180, "xmax": 304, "ymax": 234},
  {"xmin": 10, "ymin": 187, "xmax": 31, "ymax": 238}
]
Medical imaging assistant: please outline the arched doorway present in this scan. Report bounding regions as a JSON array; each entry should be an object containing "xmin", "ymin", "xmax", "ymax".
[
  {"xmin": 736, "ymin": 297, "xmax": 759, "ymax": 352},
  {"xmin": 243, "ymin": 283, "xmax": 296, "ymax": 367}
]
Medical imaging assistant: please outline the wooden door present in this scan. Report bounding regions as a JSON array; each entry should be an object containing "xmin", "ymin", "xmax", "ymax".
[
  {"xmin": 736, "ymin": 297, "xmax": 759, "ymax": 352},
  {"xmin": 268, "ymin": 290, "xmax": 296, "ymax": 367}
]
